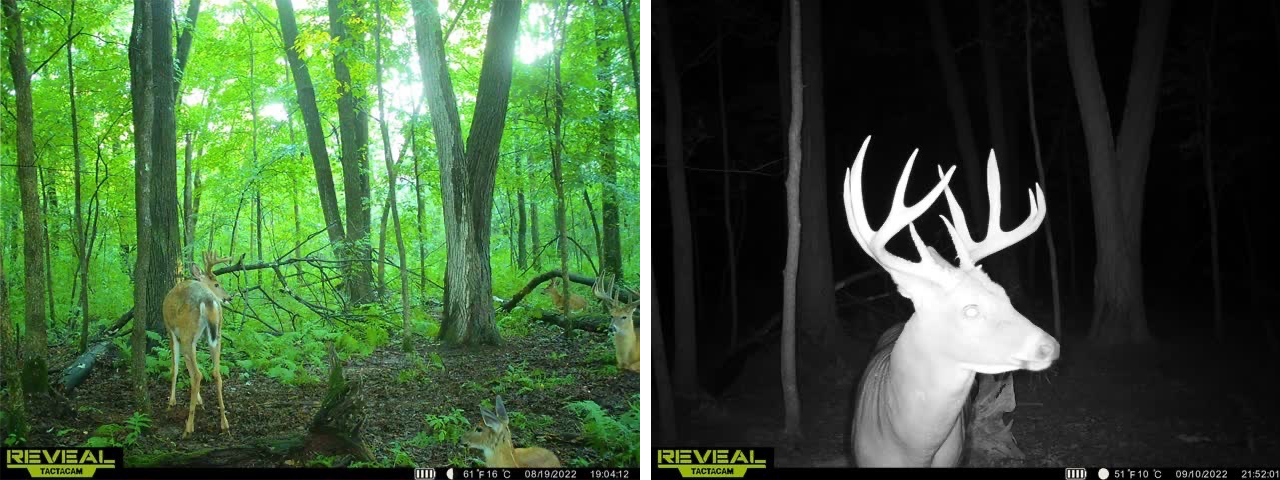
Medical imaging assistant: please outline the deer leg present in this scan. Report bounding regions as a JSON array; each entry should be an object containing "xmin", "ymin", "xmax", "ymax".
[
  {"xmin": 182, "ymin": 346, "xmax": 200, "ymax": 437},
  {"xmin": 168, "ymin": 331, "xmax": 179, "ymax": 407},
  {"xmin": 212, "ymin": 342, "xmax": 228, "ymax": 433}
]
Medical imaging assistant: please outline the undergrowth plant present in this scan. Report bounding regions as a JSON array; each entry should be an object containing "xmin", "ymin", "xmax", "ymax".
[{"xmin": 567, "ymin": 397, "xmax": 639, "ymax": 467}]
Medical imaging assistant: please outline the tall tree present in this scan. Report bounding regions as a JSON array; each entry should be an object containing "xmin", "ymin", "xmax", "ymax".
[
  {"xmin": 128, "ymin": 0, "xmax": 153, "ymax": 413},
  {"xmin": 778, "ymin": 0, "xmax": 842, "ymax": 355},
  {"xmin": 277, "ymin": 0, "xmax": 345, "ymax": 246},
  {"xmin": 374, "ymin": 0, "xmax": 411, "ymax": 349},
  {"xmin": 594, "ymin": 0, "xmax": 623, "ymax": 280},
  {"xmin": 145, "ymin": 0, "xmax": 180, "ymax": 341},
  {"xmin": 551, "ymin": 0, "xmax": 572, "ymax": 320},
  {"xmin": 68, "ymin": 0, "xmax": 91, "ymax": 353},
  {"xmin": 516, "ymin": 155, "xmax": 528, "ymax": 269},
  {"xmin": 0, "ymin": 89, "xmax": 26, "ymax": 445},
  {"xmin": 1061, "ymin": 0, "xmax": 1170, "ymax": 344},
  {"xmin": 4, "ymin": 0, "xmax": 51, "ymax": 397},
  {"xmin": 329, "ymin": 0, "xmax": 374, "ymax": 304},
  {"xmin": 412, "ymin": 0, "xmax": 521, "ymax": 345},
  {"xmin": 655, "ymin": 0, "xmax": 698, "ymax": 397}
]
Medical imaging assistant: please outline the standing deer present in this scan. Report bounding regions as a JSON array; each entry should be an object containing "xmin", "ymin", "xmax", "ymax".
[
  {"xmin": 543, "ymin": 277, "xmax": 588, "ymax": 312},
  {"xmin": 461, "ymin": 395, "xmax": 562, "ymax": 467},
  {"xmin": 163, "ymin": 251, "xmax": 234, "ymax": 437},
  {"xmin": 593, "ymin": 273, "xmax": 640, "ymax": 373},
  {"xmin": 843, "ymin": 136, "xmax": 1058, "ymax": 467}
]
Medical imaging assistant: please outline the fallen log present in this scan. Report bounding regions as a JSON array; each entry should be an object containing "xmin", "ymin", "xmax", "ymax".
[
  {"xmin": 500, "ymin": 270, "xmax": 638, "ymax": 313},
  {"xmin": 59, "ymin": 340, "xmax": 118, "ymax": 393}
]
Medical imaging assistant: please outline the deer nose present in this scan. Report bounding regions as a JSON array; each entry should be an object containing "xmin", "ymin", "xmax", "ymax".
[{"xmin": 1034, "ymin": 336, "xmax": 1059, "ymax": 362}]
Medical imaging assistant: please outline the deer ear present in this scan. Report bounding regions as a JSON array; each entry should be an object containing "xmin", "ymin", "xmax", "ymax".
[
  {"xmin": 480, "ymin": 409, "xmax": 502, "ymax": 430},
  {"xmin": 494, "ymin": 396, "xmax": 508, "ymax": 422}
]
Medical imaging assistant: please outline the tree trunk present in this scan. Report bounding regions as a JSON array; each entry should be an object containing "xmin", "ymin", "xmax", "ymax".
[
  {"xmin": 146, "ymin": 0, "xmax": 181, "ymax": 345},
  {"xmin": 650, "ymin": 275, "xmax": 677, "ymax": 443},
  {"xmin": 620, "ymin": 0, "xmax": 640, "ymax": 110},
  {"xmin": 531, "ymin": 199, "xmax": 541, "ymax": 270},
  {"xmin": 978, "ymin": 0, "xmax": 1023, "ymax": 299},
  {"xmin": 715, "ymin": 18, "xmax": 740, "ymax": 349},
  {"xmin": 655, "ymin": 0, "xmax": 699, "ymax": 397},
  {"xmin": 1024, "ymin": 0, "xmax": 1064, "ymax": 341},
  {"xmin": 594, "ymin": 0, "xmax": 623, "ymax": 280},
  {"xmin": 1201, "ymin": 1, "xmax": 1222, "ymax": 341},
  {"xmin": 68, "ymin": 1, "xmax": 92, "ymax": 353},
  {"xmin": 1061, "ymin": 0, "xmax": 1169, "ymax": 345},
  {"xmin": 926, "ymin": 0, "xmax": 983, "ymax": 214},
  {"xmin": 40, "ymin": 170, "xmax": 55, "ymax": 334},
  {"xmin": 277, "ymin": 0, "xmax": 345, "ymax": 245},
  {"xmin": 411, "ymin": 0, "xmax": 521, "ymax": 345},
  {"xmin": 173, "ymin": 0, "xmax": 200, "ymax": 98},
  {"xmin": 183, "ymin": 132, "xmax": 195, "ymax": 265},
  {"xmin": 516, "ymin": 156, "xmax": 528, "ymax": 270},
  {"xmin": 4, "ymin": 0, "xmax": 50, "ymax": 377},
  {"xmin": 0, "ymin": 115, "xmax": 27, "ymax": 445},
  {"xmin": 127, "ymin": 0, "xmax": 153, "ymax": 414},
  {"xmin": 781, "ymin": 0, "xmax": 803, "ymax": 438},
  {"xmin": 374, "ymin": 0, "xmax": 412, "ymax": 350},
  {"xmin": 329, "ymin": 0, "xmax": 374, "ymax": 305},
  {"xmin": 551, "ymin": 0, "xmax": 572, "ymax": 328},
  {"xmin": 248, "ymin": 14, "xmax": 263, "ymax": 284},
  {"xmin": 412, "ymin": 114, "xmax": 427, "ymax": 297}
]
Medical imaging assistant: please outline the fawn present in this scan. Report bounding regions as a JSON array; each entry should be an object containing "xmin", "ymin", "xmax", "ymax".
[{"xmin": 462, "ymin": 396, "xmax": 562, "ymax": 467}]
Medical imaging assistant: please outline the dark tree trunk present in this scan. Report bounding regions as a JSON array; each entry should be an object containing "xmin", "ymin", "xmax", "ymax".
[
  {"xmin": 412, "ymin": 115, "xmax": 428, "ymax": 297},
  {"xmin": 0, "ymin": 190, "xmax": 24, "ymax": 441},
  {"xmin": 411, "ymin": 0, "xmax": 521, "ymax": 345},
  {"xmin": 329, "ymin": 0, "xmax": 374, "ymax": 305},
  {"xmin": 1061, "ymin": 0, "xmax": 1169, "ymax": 345},
  {"xmin": 656, "ymin": 0, "xmax": 699, "ymax": 397},
  {"xmin": 926, "ymin": 0, "xmax": 983, "ymax": 214},
  {"xmin": 277, "ymin": 0, "xmax": 345, "ymax": 245},
  {"xmin": 127, "ymin": 0, "xmax": 153, "ymax": 414},
  {"xmin": 531, "ymin": 199, "xmax": 541, "ymax": 270},
  {"xmin": 374, "ymin": 0, "xmax": 412, "ymax": 350},
  {"xmin": 183, "ymin": 132, "xmax": 195, "ymax": 265},
  {"xmin": 4, "ymin": 0, "xmax": 50, "ymax": 374},
  {"xmin": 146, "ymin": 0, "xmax": 181, "ymax": 344},
  {"xmin": 978, "ymin": 0, "xmax": 1023, "ymax": 298},
  {"xmin": 551, "ymin": 0, "xmax": 572, "ymax": 321},
  {"xmin": 620, "ymin": 0, "xmax": 640, "ymax": 110},
  {"xmin": 173, "ymin": 0, "xmax": 200, "ymax": 97},
  {"xmin": 595, "ymin": 0, "xmax": 623, "ymax": 280}
]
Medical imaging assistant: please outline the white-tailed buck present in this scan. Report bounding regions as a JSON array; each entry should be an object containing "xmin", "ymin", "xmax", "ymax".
[
  {"xmin": 593, "ymin": 273, "xmax": 640, "ymax": 373},
  {"xmin": 163, "ymin": 251, "xmax": 234, "ymax": 437},
  {"xmin": 462, "ymin": 395, "xmax": 562, "ymax": 467},
  {"xmin": 543, "ymin": 277, "xmax": 588, "ymax": 312},
  {"xmin": 843, "ymin": 136, "xmax": 1058, "ymax": 467}
]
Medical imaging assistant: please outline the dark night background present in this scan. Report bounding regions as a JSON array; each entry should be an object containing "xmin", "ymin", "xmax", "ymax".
[{"xmin": 652, "ymin": 0, "xmax": 1279, "ymax": 468}]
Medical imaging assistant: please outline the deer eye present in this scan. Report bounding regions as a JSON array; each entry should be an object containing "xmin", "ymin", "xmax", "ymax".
[{"xmin": 962, "ymin": 305, "xmax": 980, "ymax": 318}]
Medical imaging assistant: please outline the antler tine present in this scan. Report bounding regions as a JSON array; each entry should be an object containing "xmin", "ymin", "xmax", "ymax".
[
  {"xmin": 592, "ymin": 273, "xmax": 619, "ymax": 307},
  {"xmin": 938, "ymin": 150, "xmax": 1047, "ymax": 267},
  {"xmin": 842, "ymin": 136, "xmax": 957, "ymax": 283},
  {"xmin": 202, "ymin": 250, "xmax": 233, "ymax": 276}
]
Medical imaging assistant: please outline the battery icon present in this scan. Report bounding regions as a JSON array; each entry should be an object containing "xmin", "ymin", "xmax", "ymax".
[
  {"xmin": 415, "ymin": 467, "xmax": 436, "ymax": 479},
  {"xmin": 1066, "ymin": 468, "xmax": 1088, "ymax": 479}
]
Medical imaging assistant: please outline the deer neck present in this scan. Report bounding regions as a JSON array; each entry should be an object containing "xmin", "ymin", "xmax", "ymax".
[{"xmin": 883, "ymin": 316, "xmax": 975, "ymax": 446}]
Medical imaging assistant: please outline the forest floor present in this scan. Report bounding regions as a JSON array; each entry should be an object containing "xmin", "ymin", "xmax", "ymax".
[
  {"xmin": 26, "ymin": 312, "xmax": 639, "ymax": 468},
  {"xmin": 678, "ymin": 306, "xmax": 1280, "ymax": 468}
]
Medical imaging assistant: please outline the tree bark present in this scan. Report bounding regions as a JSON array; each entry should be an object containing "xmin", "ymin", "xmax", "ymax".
[
  {"xmin": 277, "ymin": 0, "xmax": 345, "ymax": 245},
  {"xmin": 0, "ymin": 112, "xmax": 26, "ymax": 444},
  {"xmin": 1061, "ymin": 0, "xmax": 1169, "ymax": 345},
  {"xmin": 329, "ymin": 0, "xmax": 374, "ymax": 305},
  {"xmin": 655, "ymin": 0, "xmax": 699, "ymax": 397},
  {"xmin": 173, "ymin": 0, "xmax": 200, "ymax": 98},
  {"xmin": 183, "ymin": 132, "xmax": 195, "ymax": 266},
  {"xmin": 68, "ymin": 0, "xmax": 91, "ymax": 354},
  {"xmin": 781, "ymin": 0, "xmax": 803, "ymax": 438},
  {"xmin": 146, "ymin": 0, "xmax": 181, "ymax": 346},
  {"xmin": 411, "ymin": 0, "xmax": 521, "ymax": 345},
  {"xmin": 620, "ymin": 0, "xmax": 640, "ymax": 110},
  {"xmin": 4, "ymin": 0, "xmax": 50, "ymax": 372},
  {"xmin": 128, "ymin": 0, "xmax": 153, "ymax": 414},
  {"xmin": 594, "ymin": 0, "xmax": 623, "ymax": 281},
  {"xmin": 551, "ymin": 0, "xmax": 572, "ymax": 324}
]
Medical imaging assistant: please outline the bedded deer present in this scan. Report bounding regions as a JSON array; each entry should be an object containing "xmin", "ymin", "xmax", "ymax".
[
  {"xmin": 593, "ymin": 273, "xmax": 639, "ymax": 373},
  {"xmin": 462, "ymin": 395, "xmax": 561, "ymax": 467},
  {"xmin": 543, "ymin": 277, "xmax": 588, "ymax": 312},
  {"xmin": 163, "ymin": 251, "xmax": 235, "ymax": 437}
]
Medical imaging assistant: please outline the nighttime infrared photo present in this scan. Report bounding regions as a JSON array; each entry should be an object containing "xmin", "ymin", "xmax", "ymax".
[{"xmin": 653, "ymin": 0, "xmax": 1279, "ymax": 471}]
